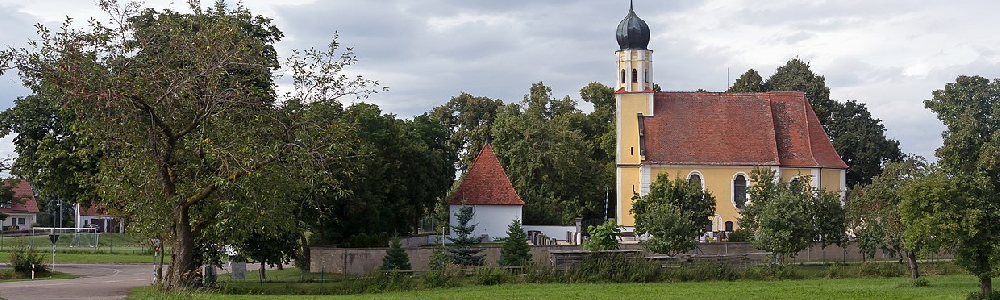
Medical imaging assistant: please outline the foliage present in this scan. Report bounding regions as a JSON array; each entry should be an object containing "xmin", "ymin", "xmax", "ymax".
[
  {"xmin": 730, "ymin": 59, "xmax": 903, "ymax": 187},
  {"xmin": 582, "ymin": 219, "xmax": 621, "ymax": 251},
  {"xmin": 567, "ymin": 253, "xmax": 659, "ymax": 283},
  {"xmin": 447, "ymin": 205, "xmax": 484, "ymax": 266},
  {"xmin": 631, "ymin": 173, "xmax": 716, "ymax": 256},
  {"xmin": 9, "ymin": 241, "xmax": 47, "ymax": 276},
  {"xmin": 909, "ymin": 75, "xmax": 1000, "ymax": 296},
  {"xmin": 498, "ymin": 219, "xmax": 531, "ymax": 267},
  {"xmin": 475, "ymin": 267, "xmax": 513, "ymax": 286},
  {"xmin": 235, "ymin": 228, "xmax": 300, "ymax": 279},
  {"xmin": 1, "ymin": 0, "xmax": 385, "ymax": 289},
  {"xmin": 727, "ymin": 69, "xmax": 764, "ymax": 92},
  {"xmin": 858, "ymin": 262, "xmax": 906, "ymax": 278},
  {"xmin": 382, "ymin": 236, "xmax": 412, "ymax": 271},
  {"xmin": 741, "ymin": 168, "xmax": 846, "ymax": 261},
  {"xmin": 848, "ymin": 157, "xmax": 931, "ymax": 278},
  {"xmin": 428, "ymin": 93, "xmax": 504, "ymax": 171},
  {"xmin": 491, "ymin": 82, "xmax": 611, "ymax": 224},
  {"xmin": 427, "ymin": 234, "xmax": 449, "ymax": 270},
  {"xmin": 726, "ymin": 228, "xmax": 751, "ymax": 242}
]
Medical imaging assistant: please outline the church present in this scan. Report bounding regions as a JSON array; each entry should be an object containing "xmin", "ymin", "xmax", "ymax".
[{"xmin": 613, "ymin": 3, "xmax": 848, "ymax": 233}]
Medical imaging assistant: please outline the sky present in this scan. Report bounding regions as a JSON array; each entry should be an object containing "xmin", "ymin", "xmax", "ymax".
[{"xmin": 3, "ymin": 0, "xmax": 1000, "ymax": 163}]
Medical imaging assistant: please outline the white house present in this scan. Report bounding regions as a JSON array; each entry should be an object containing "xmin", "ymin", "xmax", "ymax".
[
  {"xmin": 0, "ymin": 180, "xmax": 40, "ymax": 231},
  {"xmin": 448, "ymin": 142, "xmax": 524, "ymax": 242}
]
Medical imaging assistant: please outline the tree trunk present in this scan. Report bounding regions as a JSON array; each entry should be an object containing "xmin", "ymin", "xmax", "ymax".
[
  {"xmin": 905, "ymin": 251, "xmax": 919, "ymax": 279},
  {"xmin": 980, "ymin": 274, "xmax": 993, "ymax": 296},
  {"xmin": 165, "ymin": 205, "xmax": 196, "ymax": 290},
  {"xmin": 259, "ymin": 265, "xmax": 266, "ymax": 280}
]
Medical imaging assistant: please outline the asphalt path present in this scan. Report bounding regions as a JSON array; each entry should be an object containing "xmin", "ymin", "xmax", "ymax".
[{"xmin": 0, "ymin": 263, "xmax": 153, "ymax": 300}]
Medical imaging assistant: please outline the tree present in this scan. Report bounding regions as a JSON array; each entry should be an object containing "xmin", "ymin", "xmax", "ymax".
[
  {"xmin": 382, "ymin": 236, "xmax": 412, "ymax": 270},
  {"xmin": 727, "ymin": 69, "xmax": 764, "ymax": 92},
  {"xmin": 732, "ymin": 59, "xmax": 903, "ymax": 187},
  {"xmin": 1, "ymin": 1, "xmax": 382, "ymax": 289},
  {"xmin": 429, "ymin": 93, "xmax": 503, "ymax": 171},
  {"xmin": 447, "ymin": 205, "xmax": 484, "ymax": 266},
  {"xmin": 582, "ymin": 219, "xmax": 621, "ymax": 251},
  {"xmin": 630, "ymin": 173, "xmax": 716, "ymax": 256},
  {"xmin": 499, "ymin": 219, "xmax": 531, "ymax": 267},
  {"xmin": 740, "ymin": 168, "xmax": 846, "ymax": 262},
  {"xmin": 491, "ymin": 82, "xmax": 604, "ymax": 224},
  {"xmin": 848, "ymin": 157, "xmax": 931, "ymax": 278},
  {"xmin": 236, "ymin": 229, "xmax": 299, "ymax": 280},
  {"xmin": 909, "ymin": 75, "xmax": 1000, "ymax": 295}
]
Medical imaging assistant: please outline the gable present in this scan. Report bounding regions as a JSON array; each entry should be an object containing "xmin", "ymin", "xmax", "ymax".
[
  {"xmin": 642, "ymin": 91, "xmax": 847, "ymax": 169},
  {"xmin": 447, "ymin": 143, "xmax": 525, "ymax": 206},
  {"xmin": 0, "ymin": 180, "xmax": 39, "ymax": 214}
]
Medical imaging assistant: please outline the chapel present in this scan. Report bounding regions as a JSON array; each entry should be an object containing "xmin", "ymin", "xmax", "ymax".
[{"xmin": 614, "ymin": 2, "xmax": 848, "ymax": 232}]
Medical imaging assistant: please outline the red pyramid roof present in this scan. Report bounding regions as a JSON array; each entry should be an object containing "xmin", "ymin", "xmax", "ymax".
[{"xmin": 447, "ymin": 143, "xmax": 525, "ymax": 206}]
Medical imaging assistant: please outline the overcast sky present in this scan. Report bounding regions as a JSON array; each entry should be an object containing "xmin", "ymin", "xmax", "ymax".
[{"xmin": 3, "ymin": 0, "xmax": 1000, "ymax": 163}]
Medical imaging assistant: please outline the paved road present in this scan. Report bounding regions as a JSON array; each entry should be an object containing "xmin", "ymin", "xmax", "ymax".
[{"xmin": 0, "ymin": 264, "xmax": 152, "ymax": 300}]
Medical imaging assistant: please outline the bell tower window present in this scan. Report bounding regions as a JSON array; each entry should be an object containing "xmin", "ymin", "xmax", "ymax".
[
  {"xmin": 621, "ymin": 69, "xmax": 626, "ymax": 84},
  {"xmin": 632, "ymin": 68, "xmax": 638, "ymax": 83}
]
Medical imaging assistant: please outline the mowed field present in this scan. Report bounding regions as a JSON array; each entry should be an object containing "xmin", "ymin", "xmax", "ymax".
[{"xmin": 126, "ymin": 275, "xmax": 989, "ymax": 300}]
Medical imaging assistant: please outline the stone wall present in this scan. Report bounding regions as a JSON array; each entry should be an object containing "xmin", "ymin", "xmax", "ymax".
[{"xmin": 310, "ymin": 242, "xmax": 947, "ymax": 275}]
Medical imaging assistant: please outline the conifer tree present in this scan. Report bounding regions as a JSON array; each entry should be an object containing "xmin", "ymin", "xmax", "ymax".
[
  {"xmin": 382, "ymin": 236, "xmax": 411, "ymax": 270},
  {"xmin": 499, "ymin": 219, "xmax": 531, "ymax": 266},
  {"xmin": 447, "ymin": 205, "xmax": 484, "ymax": 266}
]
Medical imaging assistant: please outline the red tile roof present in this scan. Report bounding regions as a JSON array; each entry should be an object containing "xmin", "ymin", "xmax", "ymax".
[
  {"xmin": 0, "ymin": 180, "xmax": 39, "ymax": 214},
  {"xmin": 80, "ymin": 204, "xmax": 113, "ymax": 217},
  {"xmin": 642, "ymin": 91, "xmax": 847, "ymax": 169},
  {"xmin": 447, "ymin": 143, "xmax": 525, "ymax": 206}
]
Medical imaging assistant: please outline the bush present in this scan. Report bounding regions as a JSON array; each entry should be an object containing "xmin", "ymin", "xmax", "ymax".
[
  {"xmin": 524, "ymin": 264, "xmax": 562, "ymax": 283},
  {"xmin": 567, "ymin": 253, "xmax": 659, "ymax": 283},
  {"xmin": 422, "ymin": 265, "xmax": 463, "ymax": 288},
  {"xmin": 726, "ymin": 228, "xmax": 751, "ymax": 242},
  {"xmin": 476, "ymin": 267, "xmax": 513, "ymax": 285},
  {"xmin": 741, "ymin": 264, "xmax": 801, "ymax": 280},
  {"xmin": 662, "ymin": 262, "xmax": 738, "ymax": 282},
  {"xmin": 858, "ymin": 262, "xmax": 904, "ymax": 278},
  {"xmin": 9, "ymin": 242, "xmax": 48, "ymax": 276}
]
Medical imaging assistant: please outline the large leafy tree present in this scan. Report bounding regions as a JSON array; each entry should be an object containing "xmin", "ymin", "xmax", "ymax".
[
  {"xmin": 730, "ymin": 59, "xmax": 903, "ymax": 187},
  {"xmin": 630, "ymin": 173, "xmax": 715, "ymax": 256},
  {"xmin": 1, "ymin": 1, "xmax": 381, "ymax": 289},
  {"xmin": 491, "ymin": 82, "xmax": 604, "ymax": 224},
  {"xmin": 848, "ymin": 157, "xmax": 931, "ymax": 278},
  {"xmin": 741, "ymin": 168, "xmax": 846, "ymax": 262},
  {"xmin": 906, "ymin": 75, "xmax": 1000, "ymax": 296},
  {"xmin": 428, "ymin": 93, "xmax": 503, "ymax": 172}
]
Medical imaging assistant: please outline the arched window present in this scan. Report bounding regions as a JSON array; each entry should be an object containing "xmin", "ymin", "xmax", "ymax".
[
  {"xmin": 632, "ymin": 68, "xmax": 638, "ymax": 83},
  {"xmin": 645, "ymin": 69, "xmax": 649, "ymax": 83},
  {"xmin": 725, "ymin": 221, "xmax": 734, "ymax": 232},
  {"xmin": 688, "ymin": 172, "xmax": 702, "ymax": 189},
  {"xmin": 621, "ymin": 69, "xmax": 626, "ymax": 84},
  {"xmin": 733, "ymin": 174, "xmax": 747, "ymax": 209}
]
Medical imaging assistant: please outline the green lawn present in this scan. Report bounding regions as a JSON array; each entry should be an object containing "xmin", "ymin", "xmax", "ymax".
[
  {"xmin": 0, "ymin": 233, "xmax": 152, "ymax": 255},
  {"xmin": 0, "ymin": 251, "xmax": 161, "ymax": 264},
  {"xmin": 124, "ymin": 275, "xmax": 990, "ymax": 300}
]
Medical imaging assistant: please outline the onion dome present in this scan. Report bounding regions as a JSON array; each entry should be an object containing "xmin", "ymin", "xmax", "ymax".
[{"xmin": 616, "ymin": 1, "xmax": 650, "ymax": 50}]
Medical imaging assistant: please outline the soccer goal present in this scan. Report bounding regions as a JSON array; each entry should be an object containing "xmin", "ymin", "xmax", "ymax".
[{"xmin": 32, "ymin": 227, "xmax": 100, "ymax": 248}]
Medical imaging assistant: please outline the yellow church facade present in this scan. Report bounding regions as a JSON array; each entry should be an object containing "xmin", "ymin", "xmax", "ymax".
[{"xmin": 613, "ymin": 3, "xmax": 847, "ymax": 232}]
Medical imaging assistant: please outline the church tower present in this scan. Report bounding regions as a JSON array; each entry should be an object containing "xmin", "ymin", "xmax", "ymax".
[
  {"xmin": 616, "ymin": 0, "xmax": 652, "ymax": 92},
  {"xmin": 615, "ymin": 1, "xmax": 655, "ymax": 225}
]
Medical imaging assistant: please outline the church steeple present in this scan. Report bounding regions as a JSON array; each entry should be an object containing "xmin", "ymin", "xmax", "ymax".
[{"xmin": 615, "ymin": 0, "xmax": 653, "ymax": 92}]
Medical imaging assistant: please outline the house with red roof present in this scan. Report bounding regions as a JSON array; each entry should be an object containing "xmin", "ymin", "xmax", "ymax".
[
  {"xmin": 447, "ymin": 142, "xmax": 525, "ymax": 241},
  {"xmin": 0, "ymin": 180, "xmax": 40, "ymax": 231},
  {"xmin": 614, "ymin": 3, "xmax": 847, "ymax": 232},
  {"xmin": 77, "ymin": 204, "xmax": 124, "ymax": 233}
]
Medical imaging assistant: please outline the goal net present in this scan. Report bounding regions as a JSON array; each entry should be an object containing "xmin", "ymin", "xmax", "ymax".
[{"xmin": 32, "ymin": 227, "xmax": 100, "ymax": 248}]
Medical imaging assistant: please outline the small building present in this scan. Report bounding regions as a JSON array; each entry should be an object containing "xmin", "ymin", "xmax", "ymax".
[
  {"xmin": 448, "ymin": 142, "xmax": 525, "ymax": 241},
  {"xmin": 77, "ymin": 204, "xmax": 124, "ymax": 233},
  {"xmin": 0, "ymin": 180, "xmax": 40, "ymax": 231}
]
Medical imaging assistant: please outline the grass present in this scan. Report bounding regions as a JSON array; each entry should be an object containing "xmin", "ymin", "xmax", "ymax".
[
  {"xmin": 0, "ymin": 233, "xmax": 152, "ymax": 255},
  {"xmin": 0, "ymin": 269, "xmax": 78, "ymax": 283},
  {"xmin": 0, "ymin": 251, "xmax": 164, "ymax": 263},
  {"xmin": 123, "ymin": 274, "xmax": 991, "ymax": 300}
]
